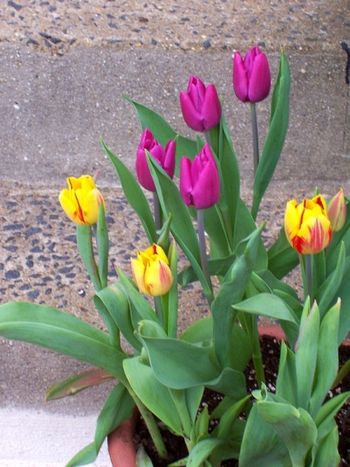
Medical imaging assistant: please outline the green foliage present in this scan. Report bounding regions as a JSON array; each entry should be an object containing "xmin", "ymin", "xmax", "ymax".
[{"xmin": 251, "ymin": 52, "xmax": 291, "ymax": 219}]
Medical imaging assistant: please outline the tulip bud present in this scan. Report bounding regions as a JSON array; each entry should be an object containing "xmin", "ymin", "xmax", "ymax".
[
  {"xmin": 179, "ymin": 75, "xmax": 221, "ymax": 132},
  {"xmin": 136, "ymin": 129, "xmax": 176, "ymax": 192},
  {"xmin": 328, "ymin": 188, "xmax": 347, "ymax": 232},
  {"xmin": 284, "ymin": 194, "xmax": 332, "ymax": 255},
  {"xmin": 131, "ymin": 244, "xmax": 173, "ymax": 296},
  {"xmin": 233, "ymin": 46, "xmax": 271, "ymax": 103},
  {"xmin": 180, "ymin": 144, "xmax": 220, "ymax": 209},
  {"xmin": 59, "ymin": 175, "xmax": 104, "ymax": 225}
]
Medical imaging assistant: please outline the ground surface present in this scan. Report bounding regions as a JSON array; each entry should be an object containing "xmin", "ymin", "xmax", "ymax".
[{"xmin": 0, "ymin": 1, "xmax": 350, "ymax": 465}]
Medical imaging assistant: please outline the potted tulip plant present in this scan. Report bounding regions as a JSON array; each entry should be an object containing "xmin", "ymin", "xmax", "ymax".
[{"xmin": 1, "ymin": 46, "xmax": 350, "ymax": 466}]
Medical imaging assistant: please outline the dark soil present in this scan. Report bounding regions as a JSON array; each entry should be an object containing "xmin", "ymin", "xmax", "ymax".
[{"xmin": 134, "ymin": 336, "xmax": 350, "ymax": 466}]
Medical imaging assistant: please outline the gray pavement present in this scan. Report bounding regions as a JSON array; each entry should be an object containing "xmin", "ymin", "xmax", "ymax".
[{"xmin": 0, "ymin": 0, "xmax": 350, "ymax": 465}]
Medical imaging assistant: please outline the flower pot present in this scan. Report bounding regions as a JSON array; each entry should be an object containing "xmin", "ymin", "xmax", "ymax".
[{"xmin": 108, "ymin": 411, "xmax": 138, "ymax": 467}]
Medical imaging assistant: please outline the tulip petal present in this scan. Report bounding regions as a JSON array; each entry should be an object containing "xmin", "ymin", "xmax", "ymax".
[
  {"xmin": 163, "ymin": 140, "xmax": 176, "ymax": 178},
  {"xmin": 202, "ymin": 84, "xmax": 221, "ymax": 131},
  {"xmin": 131, "ymin": 257, "xmax": 148, "ymax": 295},
  {"xmin": 180, "ymin": 157, "xmax": 194, "ymax": 206},
  {"xmin": 233, "ymin": 52, "xmax": 249, "ymax": 102},
  {"xmin": 180, "ymin": 92, "xmax": 204, "ymax": 132},
  {"xmin": 247, "ymin": 53, "xmax": 271, "ymax": 103},
  {"xmin": 191, "ymin": 156, "xmax": 220, "ymax": 209},
  {"xmin": 136, "ymin": 148, "xmax": 156, "ymax": 191},
  {"xmin": 144, "ymin": 259, "xmax": 173, "ymax": 296}
]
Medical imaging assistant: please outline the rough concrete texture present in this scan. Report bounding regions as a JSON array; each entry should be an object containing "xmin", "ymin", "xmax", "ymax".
[{"xmin": 0, "ymin": 0, "xmax": 350, "ymax": 465}]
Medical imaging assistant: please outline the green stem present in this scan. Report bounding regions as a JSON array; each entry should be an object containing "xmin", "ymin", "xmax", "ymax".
[
  {"xmin": 76, "ymin": 225, "xmax": 101, "ymax": 292},
  {"xmin": 250, "ymin": 103, "xmax": 259, "ymax": 175},
  {"xmin": 204, "ymin": 132, "xmax": 212, "ymax": 147},
  {"xmin": 197, "ymin": 209, "xmax": 213, "ymax": 299},
  {"xmin": 153, "ymin": 192, "xmax": 162, "ymax": 232},
  {"xmin": 132, "ymin": 392, "xmax": 168, "ymax": 459},
  {"xmin": 154, "ymin": 296, "xmax": 163, "ymax": 325}
]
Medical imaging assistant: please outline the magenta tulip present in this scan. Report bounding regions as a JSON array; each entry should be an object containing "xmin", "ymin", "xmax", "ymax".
[
  {"xmin": 136, "ymin": 129, "xmax": 176, "ymax": 192},
  {"xmin": 180, "ymin": 144, "xmax": 220, "ymax": 209},
  {"xmin": 233, "ymin": 47, "xmax": 271, "ymax": 103},
  {"xmin": 179, "ymin": 76, "xmax": 221, "ymax": 132}
]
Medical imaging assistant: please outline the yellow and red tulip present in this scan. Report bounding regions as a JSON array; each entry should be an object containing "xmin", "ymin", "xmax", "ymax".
[
  {"xmin": 59, "ymin": 175, "xmax": 104, "ymax": 225},
  {"xmin": 131, "ymin": 244, "xmax": 173, "ymax": 296},
  {"xmin": 284, "ymin": 194, "xmax": 332, "ymax": 255},
  {"xmin": 328, "ymin": 188, "xmax": 347, "ymax": 232}
]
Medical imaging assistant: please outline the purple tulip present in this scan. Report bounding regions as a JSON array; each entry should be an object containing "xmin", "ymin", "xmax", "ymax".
[
  {"xmin": 179, "ymin": 76, "xmax": 221, "ymax": 132},
  {"xmin": 136, "ymin": 129, "xmax": 176, "ymax": 192},
  {"xmin": 180, "ymin": 144, "xmax": 220, "ymax": 209},
  {"xmin": 233, "ymin": 47, "xmax": 271, "ymax": 103}
]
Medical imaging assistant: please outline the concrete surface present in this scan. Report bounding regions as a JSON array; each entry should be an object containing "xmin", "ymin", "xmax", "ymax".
[{"xmin": 0, "ymin": 0, "xmax": 350, "ymax": 465}]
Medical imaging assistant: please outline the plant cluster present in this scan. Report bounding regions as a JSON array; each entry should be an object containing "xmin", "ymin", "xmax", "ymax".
[{"xmin": 1, "ymin": 47, "xmax": 350, "ymax": 466}]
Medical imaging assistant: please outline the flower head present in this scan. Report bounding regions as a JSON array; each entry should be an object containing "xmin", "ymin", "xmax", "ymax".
[
  {"xmin": 284, "ymin": 194, "xmax": 332, "ymax": 255},
  {"xmin": 180, "ymin": 144, "xmax": 220, "ymax": 209},
  {"xmin": 233, "ymin": 46, "xmax": 271, "ymax": 103},
  {"xmin": 136, "ymin": 129, "xmax": 176, "ymax": 192},
  {"xmin": 328, "ymin": 188, "xmax": 347, "ymax": 232},
  {"xmin": 59, "ymin": 175, "xmax": 104, "ymax": 225},
  {"xmin": 131, "ymin": 244, "xmax": 173, "ymax": 296},
  {"xmin": 180, "ymin": 76, "xmax": 221, "ymax": 132}
]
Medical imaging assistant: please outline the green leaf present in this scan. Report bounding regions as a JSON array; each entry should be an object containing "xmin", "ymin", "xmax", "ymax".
[
  {"xmin": 233, "ymin": 199, "xmax": 267, "ymax": 271},
  {"xmin": 139, "ymin": 320, "xmax": 220, "ymax": 388},
  {"xmin": 187, "ymin": 438, "xmax": 223, "ymax": 467},
  {"xmin": 146, "ymin": 156, "xmax": 212, "ymax": 300},
  {"xmin": 123, "ymin": 356, "xmax": 183, "ymax": 434},
  {"xmin": 163, "ymin": 241, "xmax": 178, "ymax": 338},
  {"xmin": 0, "ymin": 302, "xmax": 126, "ymax": 378},
  {"xmin": 126, "ymin": 97, "xmax": 198, "ymax": 168},
  {"xmin": 101, "ymin": 140, "xmax": 156, "ymax": 243},
  {"xmin": 46, "ymin": 368, "xmax": 113, "ymax": 401},
  {"xmin": 76, "ymin": 225, "xmax": 101, "ymax": 291},
  {"xmin": 239, "ymin": 404, "xmax": 290, "ymax": 467},
  {"xmin": 276, "ymin": 342, "xmax": 297, "ymax": 405},
  {"xmin": 251, "ymin": 52, "xmax": 291, "ymax": 218},
  {"xmin": 95, "ymin": 282, "xmax": 141, "ymax": 351},
  {"xmin": 268, "ymin": 227, "xmax": 299, "ymax": 279},
  {"xmin": 213, "ymin": 395, "xmax": 250, "ymax": 439},
  {"xmin": 257, "ymin": 401, "xmax": 317, "ymax": 467},
  {"xmin": 212, "ymin": 226, "xmax": 263, "ymax": 368},
  {"xmin": 117, "ymin": 269, "xmax": 160, "ymax": 325},
  {"xmin": 295, "ymin": 302, "xmax": 320, "ymax": 410},
  {"xmin": 93, "ymin": 295, "xmax": 120, "ymax": 348},
  {"xmin": 316, "ymin": 242, "xmax": 346, "ymax": 317},
  {"xmin": 309, "ymin": 301, "xmax": 340, "ymax": 416},
  {"xmin": 66, "ymin": 384, "xmax": 134, "ymax": 466},
  {"xmin": 96, "ymin": 203, "xmax": 109, "ymax": 289},
  {"xmin": 207, "ymin": 115, "xmax": 240, "ymax": 254},
  {"xmin": 233, "ymin": 293, "xmax": 298, "ymax": 324},
  {"xmin": 178, "ymin": 253, "xmax": 236, "ymax": 286},
  {"xmin": 180, "ymin": 317, "xmax": 213, "ymax": 344},
  {"xmin": 315, "ymin": 391, "xmax": 350, "ymax": 439},
  {"xmin": 312, "ymin": 423, "xmax": 340, "ymax": 467}
]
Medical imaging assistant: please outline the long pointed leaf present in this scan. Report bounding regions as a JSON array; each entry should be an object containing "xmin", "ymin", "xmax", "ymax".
[
  {"xmin": 0, "ymin": 302, "xmax": 126, "ymax": 378},
  {"xmin": 46, "ymin": 368, "xmax": 113, "ymax": 401},
  {"xmin": 252, "ymin": 52, "xmax": 290, "ymax": 218},
  {"xmin": 101, "ymin": 140, "xmax": 156, "ymax": 243}
]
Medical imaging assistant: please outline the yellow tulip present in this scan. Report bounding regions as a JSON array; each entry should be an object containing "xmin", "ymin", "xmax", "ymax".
[
  {"xmin": 131, "ymin": 244, "xmax": 173, "ymax": 296},
  {"xmin": 328, "ymin": 188, "xmax": 347, "ymax": 232},
  {"xmin": 284, "ymin": 194, "xmax": 332, "ymax": 255},
  {"xmin": 59, "ymin": 175, "xmax": 104, "ymax": 225}
]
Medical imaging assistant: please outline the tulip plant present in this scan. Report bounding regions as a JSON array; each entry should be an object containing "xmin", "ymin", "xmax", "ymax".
[{"xmin": 1, "ymin": 47, "xmax": 350, "ymax": 466}]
